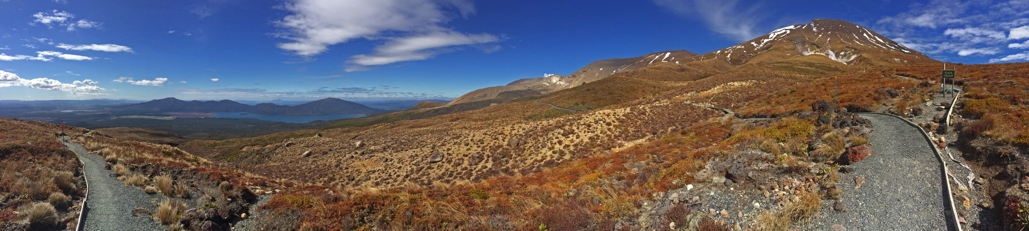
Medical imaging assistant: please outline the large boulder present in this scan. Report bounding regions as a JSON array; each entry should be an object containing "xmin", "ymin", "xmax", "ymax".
[{"xmin": 844, "ymin": 145, "xmax": 872, "ymax": 164}]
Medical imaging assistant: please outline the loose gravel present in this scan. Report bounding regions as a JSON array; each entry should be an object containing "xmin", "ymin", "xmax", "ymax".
[
  {"xmin": 799, "ymin": 114, "xmax": 950, "ymax": 231},
  {"xmin": 64, "ymin": 141, "xmax": 164, "ymax": 231}
]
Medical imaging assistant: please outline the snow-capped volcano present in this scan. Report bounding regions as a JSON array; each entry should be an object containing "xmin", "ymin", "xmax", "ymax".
[{"xmin": 692, "ymin": 19, "xmax": 929, "ymax": 66}]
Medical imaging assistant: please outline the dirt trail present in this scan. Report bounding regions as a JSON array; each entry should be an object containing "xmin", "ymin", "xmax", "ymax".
[{"xmin": 62, "ymin": 140, "xmax": 164, "ymax": 231}]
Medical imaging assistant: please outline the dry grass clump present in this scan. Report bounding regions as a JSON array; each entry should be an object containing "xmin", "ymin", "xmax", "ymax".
[
  {"xmin": 155, "ymin": 175, "xmax": 174, "ymax": 196},
  {"xmin": 17, "ymin": 179, "xmax": 54, "ymax": 201},
  {"xmin": 155, "ymin": 199, "xmax": 187, "ymax": 225},
  {"xmin": 758, "ymin": 188, "xmax": 820, "ymax": 231},
  {"xmin": 47, "ymin": 192, "xmax": 71, "ymax": 211},
  {"xmin": 173, "ymin": 184, "xmax": 190, "ymax": 199},
  {"xmin": 698, "ymin": 216, "xmax": 731, "ymax": 231},
  {"xmin": 53, "ymin": 171, "xmax": 77, "ymax": 195},
  {"xmin": 113, "ymin": 163, "xmax": 131, "ymax": 177},
  {"xmin": 22, "ymin": 202, "xmax": 58, "ymax": 228},
  {"xmin": 125, "ymin": 174, "xmax": 149, "ymax": 187}
]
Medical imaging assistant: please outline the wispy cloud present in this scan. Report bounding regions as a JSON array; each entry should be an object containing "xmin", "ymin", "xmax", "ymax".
[
  {"xmin": 30, "ymin": 10, "xmax": 101, "ymax": 31},
  {"xmin": 276, "ymin": 0, "xmax": 500, "ymax": 71},
  {"xmin": 653, "ymin": 0, "xmax": 765, "ymax": 41},
  {"xmin": 56, "ymin": 43, "xmax": 133, "ymax": 52},
  {"xmin": 112, "ymin": 77, "xmax": 169, "ymax": 86},
  {"xmin": 346, "ymin": 31, "xmax": 499, "ymax": 71},
  {"xmin": 875, "ymin": 0, "xmax": 1029, "ymax": 62},
  {"xmin": 0, "ymin": 70, "xmax": 105, "ymax": 95},
  {"xmin": 65, "ymin": 71, "xmax": 80, "ymax": 76},
  {"xmin": 210, "ymin": 78, "xmax": 220, "ymax": 82},
  {"xmin": 0, "ymin": 51, "xmax": 92, "ymax": 61},
  {"xmin": 989, "ymin": 52, "xmax": 1029, "ymax": 63}
]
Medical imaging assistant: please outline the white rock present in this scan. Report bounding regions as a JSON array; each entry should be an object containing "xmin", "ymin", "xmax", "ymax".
[{"xmin": 686, "ymin": 184, "xmax": 693, "ymax": 191}]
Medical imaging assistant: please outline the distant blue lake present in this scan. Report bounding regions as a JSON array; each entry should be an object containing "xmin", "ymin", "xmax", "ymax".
[{"xmin": 212, "ymin": 112, "xmax": 365, "ymax": 123}]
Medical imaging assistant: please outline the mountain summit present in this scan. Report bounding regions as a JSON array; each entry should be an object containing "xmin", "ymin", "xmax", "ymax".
[{"xmin": 694, "ymin": 19, "xmax": 930, "ymax": 66}]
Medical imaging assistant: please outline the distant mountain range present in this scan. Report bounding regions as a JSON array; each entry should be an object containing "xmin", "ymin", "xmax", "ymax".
[{"xmin": 111, "ymin": 97, "xmax": 388, "ymax": 116}]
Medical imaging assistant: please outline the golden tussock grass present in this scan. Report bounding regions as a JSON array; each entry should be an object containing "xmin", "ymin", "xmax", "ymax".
[
  {"xmin": 155, "ymin": 199, "xmax": 186, "ymax": 225},
  {"xmin": 125, "ymin": 174, "xmax": 148, "ymax": 187},
  {"xmin": 155, "ymin": 175, "xmax": 173, "ymax": 196},
  {"xmin": 758, "ymin": 188, "xmax": 821, "ymax": 231}
]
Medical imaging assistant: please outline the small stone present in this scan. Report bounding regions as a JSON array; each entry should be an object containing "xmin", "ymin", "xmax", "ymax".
[
  {"xmin": 302, "ymin": 150, "xmax": 312, "ymax": 157},
  {"xmin": 709, "ymin": 208, "xmax": 716, "ymax": 215},
  {"xmin": 1021, "ymin": 183, "xmax": 1029, "ymax": 191},
  {"xmin": 763, "ymin": 190, "xmax": 770, "ymax": 198},
  {"xmin": 669, "ymin": 222, "xmax": 675, "ymax": 230},
  {"xmin": 734, "ymin": 223, "xmax": 741, "ymax": 230},
  {"xmin": 980, "ymin": 202, "xmax": 992, "ymax": 209},
  {"xmin": 959, "ymin": 216, "xmax": 967, "ymax": 224},
  {"xmin": 720, "ymin": 210, "xmax": 729, "ymax": 218},
  {"xmin": 754, "ymin": 202, "xmax": 761, "ymax": 208},
  {"xmin": 833, "ymin": 200, "xmax": 847, "ymax": 212},
  {"xmin": 737, "ymin": 211, "xmax": 742, "ymax": 218},
  {"xmin": 854, "ymin": 176, "xmax": 866, "ymax": 189},
  {"xmin": 712, "ymin": 176, "xmax": 726, "ymax": 184},
  {"xmin": 241, "ymin": 213, "xmax": 247, "ymax": 219},
  {"xmin": 832, "ymin": 224, "xmax": 847, "ymax": 231},
  {"xmin": 686, "ymin": 184, "xmax": 693, "ymax": 191}
]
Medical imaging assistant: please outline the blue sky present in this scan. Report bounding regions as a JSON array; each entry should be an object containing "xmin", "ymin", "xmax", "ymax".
[{"xmin": 1, "ymin": 0, "xmax": 1027, "ymax": 101}]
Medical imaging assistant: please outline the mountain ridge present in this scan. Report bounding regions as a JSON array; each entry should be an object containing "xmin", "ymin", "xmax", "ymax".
[{"xmin": 111, "ymin": 97, "xmax": 387, "ymax": 116}]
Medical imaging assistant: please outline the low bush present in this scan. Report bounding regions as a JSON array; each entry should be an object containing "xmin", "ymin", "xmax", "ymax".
[
  {"xmin": 48, "ymin": 192, "xmax": 71, "ymax": 211},
  {"xmin": 53, "ymin": 171, "xmax": 77, "ymax": 195},
  {"xmin": 23, "ymin": 202, "xmax": 58, "ymax": 228}
]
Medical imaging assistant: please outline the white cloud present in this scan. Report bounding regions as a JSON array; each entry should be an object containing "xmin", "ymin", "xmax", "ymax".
[
  {"xmin": 0, "ymin": 51, "xmax": 87, "ymax": 61},
  {"xmin": 877, "ymin": 0, "xmax": 1029, "ymax": 60},
  {"xmin": 877, "ymin": 0, "xmax": 970, "ymax": 29},
  {"xmin": 957, "ymin": 48, "xmax": 1001, "ymax": 56},
  {"xmin": 113, "ymin": 76, "xmax": 132, "ymax": 83},
  {"xmin": 30, "ymin": 10, "xmax": 100, "ymax": 31},
  {"xmin": 0, "ymin": 70, "xmax": 105, "ymax": 94},
  {"xmin": 32, "ymin": 10, "xmax": 74, "ymax": 26},
  {"xmin": 65, "ymin": 71, "xmax": 80, "ymax": 76},
  {"xmin": 990, "ymin": 52, "xmax": 1029, "ymax": 63},
  {"xmin": 0, "ymin": 46, "xmax": 9, "ymax": 50},
  {"xmin": 944, "ymin": 27, "xmax": 1007, "ymax": 43},
  {"xmin": 1011, "ymin": 26, "xmax": 1029, "ymax": 40},
  {"xmin": 112, "ymin": 77, "xmax": 168, "ymax": 86},
  {"xmin": 276, "ymin": 0, "xmax": 499, "ymax": 70},
  {"xmin": 68, "ymin": 19, "xmax": 100, "ymax": 31},
  {"xmin": 0, "ymin": 53, "xmax": 48, "ymax": 61},
  {"xmin": 653, "ymin": 0, "xmax": 764, "ymax": 41},
  {"xmin": 1011, "ymin": 40, "xmax": 1029, "ymax": 49},
  {"xmin": 168, "ymin": 30, "xmax": 176, "ymax": 34},
  {"xmin": 179, "ymin": 81, "xmax": 187, "ymax": 84},
  {"xmin": 130, "ymin": 77, "xmax": 167, "ymax": 86},
  {"xmin": 347, "ymin": 31, "xmax": 498, "ymax": 70},
  {"xmin": 56, "ymin": 43, "xmax": 133, "ymax": 52},
  {"xmin": 22, "ymin": 44, "xmax": 36, "ymax": 49},
  {"xmin": 210, "ymin": 78, "xmax": 219, "ymax": 82},
  {"xmin": 36, "ymin": 51, "xmax": 92, "ymax": 61}
]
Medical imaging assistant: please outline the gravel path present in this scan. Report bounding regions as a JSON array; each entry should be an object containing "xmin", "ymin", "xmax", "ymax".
[
  {"xmin": 63, "ymin": 141, "xmax": 164, "ymax": 231},
  {"xmin": 534, "ymin": 99, "xmax": 577, "ymax": 113},
  {"xmin": 800, "ymin": 114, "xmax": 951, "ymax": 230}
]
